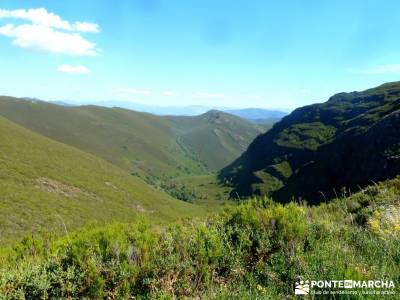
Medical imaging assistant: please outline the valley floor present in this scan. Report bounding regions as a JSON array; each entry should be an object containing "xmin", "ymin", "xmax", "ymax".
[{"xmin": 172, "ymin": 174, "xmax": 233, "ymax": 211}]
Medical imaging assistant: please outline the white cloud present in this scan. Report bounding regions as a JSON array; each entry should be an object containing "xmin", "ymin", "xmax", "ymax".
[
  {"xmin": 193, "ymin": 92, "xmax": 225, "ymax": 99},
  {"xmin": 57, "ymin": 64, "xmax": 90, "ymax": 74},
  {"xmin": 0, "ymin": 8, "xmax": 71, "ymax": 30},
  {"xmin": 0, "ymin": 24, "xmax": 98, "ymax": 56},
  {"xmin": 115, "ymin": 88, "xmax": 152, "ymax": 95},
  {"xmin": 0, "ymin": 8, "xmax": 99, "ymax": 32},
  {"xmin": 349, "ymin": 64, "xmax": 400, "ymax": 74},
  {"xmin": 0, "ymin": 8, "xmax": 99, "ymax": 56},
  {"xmin": 0, "ymin": 23, "xmax": 13, "ymax": 36},
  {"xmin": 163, "ymin": 91, "xmax": 174, "ymax": 96}
]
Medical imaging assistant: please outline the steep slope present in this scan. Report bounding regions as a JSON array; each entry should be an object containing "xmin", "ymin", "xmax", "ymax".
[
  {"xmin": 0, "ymin": 98, "xmax": 261, "ymax": 176},
  {"xmin": 0, "ymin": 116, "xmax": 204, "ymax": 244},
  {"xmin": 0, "ymin": 97, "xmax": 199, "ymax": 177},
  {"xmin": 168, "ymin": 110, "xmax": 263, "ymax": 170},
  {"xmin": 220, "ymin": 82, "xmax": 400, "ymax": 203}
]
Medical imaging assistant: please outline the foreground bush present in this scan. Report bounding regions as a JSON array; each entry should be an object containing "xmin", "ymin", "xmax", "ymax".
[{"xmin": 1, "ymin": 180, "xmax": 400, "ymax": 299}]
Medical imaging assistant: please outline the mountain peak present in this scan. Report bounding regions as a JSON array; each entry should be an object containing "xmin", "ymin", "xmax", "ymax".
[
  {"xmin": 202, "ymin": 110, "xmax": 230, "ymax": 123},
  {"xmin": 203, "ymin": 109, "xmax": 223, "ymax": 116}
]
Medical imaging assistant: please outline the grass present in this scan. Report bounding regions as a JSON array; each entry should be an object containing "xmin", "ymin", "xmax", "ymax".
[
  {"xmin": 1, "ymin": 178, "xmax": 399, "ymax": 299},
  {"xmin": 0, "ymin": 116, "xmax": 206, "ymax": 245}
]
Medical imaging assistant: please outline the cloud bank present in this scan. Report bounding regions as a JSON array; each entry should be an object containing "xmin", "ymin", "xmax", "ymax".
[{"xmin": 0, "ymin": 8, "xmax": 99, "ymax": 56}]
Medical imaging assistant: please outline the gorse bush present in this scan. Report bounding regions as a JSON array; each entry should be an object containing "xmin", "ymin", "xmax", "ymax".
[{"xmin": 1, "ymin": 180, "xmax": 400, "ymax": 299}]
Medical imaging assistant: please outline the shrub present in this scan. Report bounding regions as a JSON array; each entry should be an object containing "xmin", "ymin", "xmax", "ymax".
[{"xmin": 1, "ymin": 184, "xmax": 400, "ymax": 298}]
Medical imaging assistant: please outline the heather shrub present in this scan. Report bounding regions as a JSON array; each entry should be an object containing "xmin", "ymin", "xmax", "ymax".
[{"xmin": 1, "ymin": 183, "xmax": 400, "ymax": 299}]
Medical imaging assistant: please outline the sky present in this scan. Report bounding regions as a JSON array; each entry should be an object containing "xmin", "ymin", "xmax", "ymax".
[{"xmin": 1, "ymin": 0, "xmax": 400, "ymax": 110}]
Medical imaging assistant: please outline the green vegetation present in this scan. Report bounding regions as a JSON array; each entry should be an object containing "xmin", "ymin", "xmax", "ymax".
[
  {"xmin": 0, "ymin": 116, "xmax": 205, "ymax": 245},
  {"xmin": 171, "ymin": 174, "xmax": 233, "ymax": 210},
  {"xmin": 137, "ymin": 173, "xmax": 203, "ymax": 203},
  {"xmin": 1, "ymin": 178, "xmax": 399, "ymax": 299},
  {"xmin": 0, "ymin": 98, "xmax": 261, "ymax": 177},
  {"xmin": 252, "ymin": 171, "xmax": 284, "ymax": 195},
  {"xmin": 269, "ymin": 161, "xmax": 293, "ymax": 179},
  {"xmin": 220, "ymin": 82, "xmax": 400, "ymax": 203},
  {"xmin": 275, "ymin": 122, "xmax": 337, "ymax": 150},
  {"xmin": 168, "ymin": 110, "xmax": 264, "ymax": 170},
  {"xmin": 1, "ymin": 83, "xmax": 399, "ymax": 298},
  {"xmin": 0, "ymin": 97, "xmax": 264, "ymax": 245}
]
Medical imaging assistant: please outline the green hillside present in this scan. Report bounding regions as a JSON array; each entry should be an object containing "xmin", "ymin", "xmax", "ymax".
[
  {"xmin": 0, "ymin": 97, "xmax": 201, "ymax": 177},
  {"xmin": 219, "ymin": 82, "xmax": 400, "ymax": 203},
  {"xmin": 168, "ymin": 110, "xmax": 263, "ymax": 170},
  {"xmin": 0, "ymin": 98, "xmax": 261, "ymax": 177},
  {"xmin": 0, "ymin": 116, "xmax": 205, "ymax": 244},
  {"xmin": 2, "ymin": 177, "xmax": 399, "ymax": 298}
]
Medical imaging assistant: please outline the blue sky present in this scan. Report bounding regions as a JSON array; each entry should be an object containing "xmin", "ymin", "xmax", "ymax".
[{"xmin": 1, "ymin": 0, "xmax": 400, "ymax": 109}]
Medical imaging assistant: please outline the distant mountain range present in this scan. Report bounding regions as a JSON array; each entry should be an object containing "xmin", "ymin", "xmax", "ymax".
[
  {"xmin": 49, "ymin": 100, "xmax": 288, "ymax": 124},
  {"xmin": 224, "ymin": 108, "xmax": 287, "ymax": 124},
  {"xmin": 220, "ymin": 81, "xmax": 400, "ymax": 203}
]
